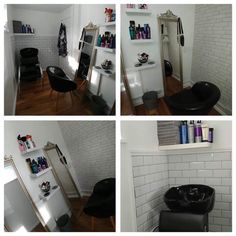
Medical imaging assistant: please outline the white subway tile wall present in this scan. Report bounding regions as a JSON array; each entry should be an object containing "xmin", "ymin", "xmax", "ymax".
[
  {"xmin": 132, "ymin": 154, "xmax": 169, "ymax": 232},
  {"xmin": 191, "ymin": 5, "xmax": 232, "ymax": 114},
  {"xmin": 168, "ymin": 151, "xmax": 232, "ymax": 232},
  {"xmin": 131, "ymin": 151, "xmax": 232, "ymax": 232},
  {"xmin": 15, "ymin": 35, "xmax": 59, "ymax": 69}
]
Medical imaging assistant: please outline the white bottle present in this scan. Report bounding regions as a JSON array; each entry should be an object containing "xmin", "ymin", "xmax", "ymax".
[{"xmin": 188, "ymin": 120, "xmax": 194, "ymax": 143}]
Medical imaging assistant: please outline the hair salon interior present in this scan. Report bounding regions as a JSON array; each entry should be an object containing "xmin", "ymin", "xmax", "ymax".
[
  {"xmin": 4, "ymin": 4, "xmax": 116, "ymax": 115},
  {"xmin": 121, "ymin": 120, "xmax": 232, "ymax": 232},
  {"xmin": 121, "ymin": 4, "xmax": 232, "ymax": 115},
  {"xmin": 4, "ymin": 121, "xmax": 115, "ymax": 232}
]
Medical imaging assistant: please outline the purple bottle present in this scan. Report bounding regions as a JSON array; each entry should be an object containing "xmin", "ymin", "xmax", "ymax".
[{"xmin": 195, "ymin": 120, "xmax": 202, "ymax": 143}]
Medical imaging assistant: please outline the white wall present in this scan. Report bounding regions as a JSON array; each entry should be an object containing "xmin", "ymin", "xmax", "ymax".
[
  {"xmin": 58, "ymin": 121, "xmax": 115, "ymax": 195},
  {"xmin": 121, "ymin": 4, "xmax": 195, "ymax": 105},
  {"xmin": 4, "ymin": 5, "xmax": 17, "ymax": 115},
  {"xmin": 191, "ymin": 5, "xmax": 232, "ymax": 115},
  {"xmin": 4, "ymin": 121, "xmax": 79, "ymax": 231},
  {"xmin": 12, "ymin": 8, "xmax": 60, "ymax": 36}
]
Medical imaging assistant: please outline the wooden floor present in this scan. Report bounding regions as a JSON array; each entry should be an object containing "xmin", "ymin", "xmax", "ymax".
[
  {"xmin": 16, "ymin": 72, "xmax": 95, "ymax": 115},
  {"xmin": 31, "ymin": 197, "xmax": 114, "ymax": 232},
  {"xmin": 166, "ymin": 76, "xmax": 182, "ymax": 96},
  {"xmin": 121, "ymin": 91, "xmax": 135, "ymax": 115},
  {"xmin": 69, "ymin": 197, "xmax": 115, "ymax": 232}
]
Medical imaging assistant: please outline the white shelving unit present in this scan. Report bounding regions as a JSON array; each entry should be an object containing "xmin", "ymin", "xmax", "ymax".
[
  {"xmin": 30, "ymin": 166, "xmax": 52, "ymax": 178},
  {"xmin": 38, "ymin": 186, "xmax": 60, "ymax": 202},
  {"xmin": 126, "ymin": 62, "xmax": 157, "ymax": 72},
  {"xmin": 13, "ymin": 33, "xmax": 35, "ymax": 36},
  {"xmin": 130, "ymin": 39, "xmax": 153, "ymax": 43},
  {"xmin": 93, "ymin": 66, "xmax": 115, "ymax": 78},
  {"xmin": 125, "ymin": 8, "xmax": 152, "ymax": 15},
  {"xmin": 95, "ymin": 46, "xmax": 115, "ymax": 53},
  {"xmin": 159, "ymin": 142, "xmax": 211, "ymax": 151},
  {"xmin": 21, "ymin": 147, "xmax": 41, "ymax": 155},
  {"xmin": 100, "ymin": 21, "xmax": 116, "ymax": 27}
]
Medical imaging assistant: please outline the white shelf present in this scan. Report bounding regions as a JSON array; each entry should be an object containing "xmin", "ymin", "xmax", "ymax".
[
  {"xmin": 125, "ymin": 9, "xmax": 152, "ymax": 15},
  {"xmin": 30, "ymin": 167, "xmax": 52, "ymax": 178},
  {"xmin": 159, "ymin": 142, "xmax": 211, "ymax": 151},
  {"xmin": 100, "ymin": 21, "xmax": 116, "ymax": 27},
  {"xmin": 21, "ymin": 147, "xmax": 41, "ymax": 155},
  {"xmin": 126, "ymin": 62, "xmax": 156, "ymax": 72},
  {"xmin": 95, "ymin": 46, "xmax": 115, "ymax": 53},
  {"xmin": 93, "ymin": 66, "xmax": 115, "ymax": 77},
  {"xmin": 13, "ymin": 33, "xmax": 35, "ymax": 36},
  {"xmin": 39, "ymin": 186, "xmax": 60, "ymax": 202},
  {"xmin": 130, "ymin": 39, "xmax": 153, "ymax": 43}
]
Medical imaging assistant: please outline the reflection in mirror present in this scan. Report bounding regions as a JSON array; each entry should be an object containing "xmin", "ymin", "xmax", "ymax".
[
  {"xmin": 4, "ymin": 159, "xmax": 47, "ymax": 232},
  {"xmin": 159, "ymin": 13, "xmax": 183, "ymax": 96},
  {"xmin": 76, "ymin": 24, "xmax": 98, "ymax": 90}
]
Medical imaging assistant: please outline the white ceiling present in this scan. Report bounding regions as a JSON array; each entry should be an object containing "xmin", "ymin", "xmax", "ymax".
[{"xmin": 12, "ymin": 4, "xmax": 72, "ymax": 13}]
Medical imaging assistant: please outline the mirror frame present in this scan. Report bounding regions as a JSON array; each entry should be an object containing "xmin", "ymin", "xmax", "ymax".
[
  {"xmin": 157, "ymin": 14, "xmax": 183, "ymax": 96},
  {"xmin": 4, "ymin": 157, "xmax": 49, "ymax": 232},
  {"xmin": 75, "ymin": 22, "xmax": 99, "ymax": 85}
]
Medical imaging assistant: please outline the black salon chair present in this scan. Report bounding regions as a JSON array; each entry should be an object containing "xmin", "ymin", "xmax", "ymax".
[
  {"xmin": 164, "ymin": 81, "xmax": 221, "ymax": 115},
  {"xmin": 159, "ymin": 211, "xmax": 208, "ymax": 232},
  {"xmin": 83, "ymin": 178, "xmax": 115, "ymax": 231},
  {"xmin": 46, "ymin": 66, "xmax": 77, "ymax": 109},
  {"xmin": 18, "ymin": 48, "xmax": 43, "ymax": 94}
]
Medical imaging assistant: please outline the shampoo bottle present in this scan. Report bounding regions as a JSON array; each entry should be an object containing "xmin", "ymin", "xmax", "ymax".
[
  {"xmin": 195, "ymin": 120, "xmax": 202, "ymax": 143},
  {"xmin": 188, "ymin": 120, "xmax": 194, "ymax": 143}
]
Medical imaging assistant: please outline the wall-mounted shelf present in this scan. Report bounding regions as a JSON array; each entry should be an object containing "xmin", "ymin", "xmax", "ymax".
[
  {"xmin": 13, "ymin": 33, "xmax": 35, "ymax": 36},
  {"xmin": 130, "ymin": 39, "xmax": 153, "ymax": 43},
  {"xmin": 39, "ymin": 186, "xmax": 60, "ymax": 202},
  {"xmin": 159, "ymin": 142, "xmax": 211, "ymax": 151},
  {"xmin": 21, "ymin": 147, "xmax": 41, "ymax": 155},
  {"xmin": 125, "ymin": 9, "xmax": 152, "ymax": 15},
  {"xmin": 30, "ymin": 166, "xmax": 52, "ymax": 178},
  {"xmin": 95, "ymin": 46, "xmax": 115, "ymax": 53},
  {"xmin": 126, "ymin": 62, "xmax": 157, "ymax": 72},
  {"xmin": 93, "ymin": 66, "xmax": 115, "ymax": 77},
  {"xmin": 100, "ymin": 21, "xmax": 116, "ymax": 27}
]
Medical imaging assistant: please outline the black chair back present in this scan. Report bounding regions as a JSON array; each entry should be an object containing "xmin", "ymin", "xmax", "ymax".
[{"xmin": 46, "ymin": 66, "xmax": 77, "ymax": 93}]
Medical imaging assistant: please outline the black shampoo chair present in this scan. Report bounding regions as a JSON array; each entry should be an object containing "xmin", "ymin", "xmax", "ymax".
[
  {"xmin": 83, "ymin": 178, "xmax": 115, "ymax": 231},
  {"xmin": 18, "ymin": 48, "xmax": 43, "ymax": 93},
  {"xmin": 159, "ymin": 211, "xmax": 208, "ymax": 232},
  {"xmin": 164, "ymin": 81, "xmax": 221, "ymax": 115}
]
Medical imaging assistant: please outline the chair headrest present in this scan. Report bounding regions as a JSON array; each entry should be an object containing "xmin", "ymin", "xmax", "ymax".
[{"xmin": 20, "ymin": 48, "xmax": 38, "ymax": 58}]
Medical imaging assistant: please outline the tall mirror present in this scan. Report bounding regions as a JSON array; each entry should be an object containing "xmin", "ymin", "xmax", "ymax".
[
  {"xmin": 76, "ymin": 23, "xmax": 99, "ymax": 88},
  {"xmin": 158, "ymin": 10, "xmax": 183, "ymax": 96},
  {"xmin": 4, "ymin": 158, "xmax": 48, "ymax": 232}
]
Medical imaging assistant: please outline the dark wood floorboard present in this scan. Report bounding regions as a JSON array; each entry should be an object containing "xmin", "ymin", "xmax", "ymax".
[
  {"xmin": 31, "ymin": 223, "xmax": 46, "ymax": 232},
  {"xmin": 166, "ymin": 76, "xmax": 182, "ymax": 96},
  {"xmin": 121, "ymin": 91, "xmax": 135, "ymax": 115},
  {"xmin": 69, "ymin": 197, "xmax": 115, "ymax": 232},
  {"xmin": 16, "ymin": 72, "xmax": 94, "ymax": 115}
]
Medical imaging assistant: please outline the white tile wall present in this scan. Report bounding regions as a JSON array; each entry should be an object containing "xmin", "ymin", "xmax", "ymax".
[
  {"xmin": 168, "ymin": 151, "xmax": 232, "ymax": 232},
  {"xmin": 131, "ymin": 154, "xmax": 169, "ymax": 232},
  {"xmin": 191, "ymin": 5, "xmax": 232, "ymax": 114},
  {"xmin": 15, "ymin": 35, "xmax": 59, "ymax": 70},
  {"xmin": 58, "ymin": 121, "xmax": 115, "ymax": 195},
  {"xmin": 131, "ymin": 151, "xmax": 232, "ymax": 232}
]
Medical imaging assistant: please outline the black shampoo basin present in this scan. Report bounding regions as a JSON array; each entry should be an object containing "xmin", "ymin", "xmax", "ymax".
[{"xmin": 164, "ymin": 184, "xmax": 215, "ymax": 214}]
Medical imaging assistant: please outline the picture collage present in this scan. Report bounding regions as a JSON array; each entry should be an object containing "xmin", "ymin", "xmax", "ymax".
[{"xmin": 1, "ymin": 0, "xmax": 234, "ymax": 234}]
